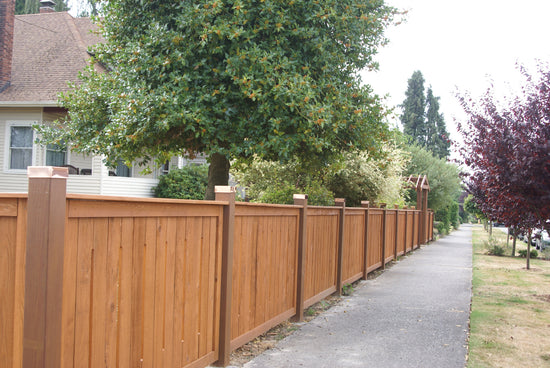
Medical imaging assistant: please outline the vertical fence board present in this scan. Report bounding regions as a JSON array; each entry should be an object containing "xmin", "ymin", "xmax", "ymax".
[
  {"xmin": 118, "ymin": 217, "xmax": 134, "ymax": 368},
  {"xmin": 0, "ymin": 214, "xmax": 17, "ymax": 368},
  {"xmin": 153, "ymin": 217, "xmax": 167, "ymax": 368},
  {"xmin": 90, "ymin": 218, "xmax": 109, "ymax": 368},
  {"xmin": 172, "ymin": 217, "xmax": 186, "ymax": 368},
  {"xmin": 162, "ymin": 217, "xmax": 177, "ymax": 368}
]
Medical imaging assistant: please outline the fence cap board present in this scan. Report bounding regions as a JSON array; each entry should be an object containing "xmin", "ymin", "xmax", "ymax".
[
  {"xmin": 27, "ymin": 166, "xmax": 68, "ymax": 178},
  {"xmin": 0, "ymin": 193, "xmax": 27, "ymax": 199},
  {"xmin": 66, "ymin": 193, "xmax": 225, "ymax": 206}
]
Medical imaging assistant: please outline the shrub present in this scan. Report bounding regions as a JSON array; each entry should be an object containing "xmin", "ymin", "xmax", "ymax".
[
  {"xmin": 487, "ymin": 245, "xmax": 505, "ymax": 256},
  {"xmin": 518, "ymin": 249, "xmax": 538, "ymax": 258},
  {"xmin": 153, "ymin": 165, "xmax": 208, "ymax": 200},
  {"xmin": 232, "ymin": 157, "xmax": 334, "ymax": 206},
  {"xmin": 435, "ymin": 221, "xmax": 446, "ymax": 235}
]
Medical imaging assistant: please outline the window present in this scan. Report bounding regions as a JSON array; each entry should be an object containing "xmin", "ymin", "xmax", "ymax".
[
  {"xmin": 161, "ymin": 160, "xmax": 170, "ymax": 175},
  {"xmin": 46, "ymin": 143, "xmax": 66, "ymax": 166},
  {"xmin": 115, "ymin": 159, "xmax": 131, "ymax": 177},
  {"xmin": 9, "ymin": 126, "xmax": 33, "ymax": 170}
]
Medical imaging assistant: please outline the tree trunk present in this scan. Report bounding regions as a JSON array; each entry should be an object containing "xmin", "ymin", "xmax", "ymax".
[
  {"xmin": 526, "ymin": 231, "xmax": 531, "ymax": 270},
  {"xmin": 512, "ymin": 231, "xmax": 517, "ymax": 257},
  {"xmin": 205, "ymin": 153, "xmax": 230, "ymax": 200}
]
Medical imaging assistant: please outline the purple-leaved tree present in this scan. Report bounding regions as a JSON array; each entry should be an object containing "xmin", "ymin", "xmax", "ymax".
[{"xmin": 458, "ymin": 63, "xmax": 550, "ymax": 269}]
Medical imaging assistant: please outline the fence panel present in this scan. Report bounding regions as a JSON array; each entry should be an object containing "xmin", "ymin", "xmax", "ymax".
[
  {"xmin": 304, "ymin": 207, "xmax": 340, "ymax": 307},
  {"xmin": 61, "ymin": 197, "xmax": 224, "ymax": 368},
  {"xmin": 367, "ymin": 209, "xmax": 384, "ymax": 273},
  {"xmin": 406, "ymin": 211, "xmax": 414, "ymax": 253},
  {"xmin": 342, "ymin": 208, "xmax": 366, "ymax": 285},
  {"xmin": 0, "ymin": 196, "xmax": 26, "ymax": 368},
  {"xmin": 230, "ymin": 204, "xmax": 300, "ymax": 350},
  {"xmin": 385, "ymin": 210, "xmax": 397, "ymax": 264},
  {"xmin": 413, "ymin": 212, "xmax": 420, "ymax": 249},
  {"xmin": 396, "ymin": 211, "xmax": 407, "ymax": 257}
]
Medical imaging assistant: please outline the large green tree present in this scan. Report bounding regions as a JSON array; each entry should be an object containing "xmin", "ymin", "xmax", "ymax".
[
  {"xmin": 400, "ymin": 71, "xmax": 450, "ymax": 159},
  {"xmin": 45, "ymin": 0, "xmax": 396, "ymax": 199}
]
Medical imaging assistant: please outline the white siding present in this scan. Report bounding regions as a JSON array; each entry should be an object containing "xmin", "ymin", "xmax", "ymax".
[
  {"xmin": 0, "ymin": 173, "xmax": 28, "ymax": 193},
  {"xmin": 101, "ymin": 177, "xmax": 158, "ymax": 197},
  {"xmin": 67, "ymin": 175, "xmax": 102, "ymax": 195}
]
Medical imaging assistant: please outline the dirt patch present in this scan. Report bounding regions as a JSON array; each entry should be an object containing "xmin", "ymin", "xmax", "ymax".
[{"xmin": 534, "ymin": 294, "xmax": 550, "ymax": 303}]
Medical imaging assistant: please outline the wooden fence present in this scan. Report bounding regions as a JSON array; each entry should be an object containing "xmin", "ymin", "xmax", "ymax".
[{"xmin": 0, "ymin": 168, "xmax": 433, "ymax": 368}]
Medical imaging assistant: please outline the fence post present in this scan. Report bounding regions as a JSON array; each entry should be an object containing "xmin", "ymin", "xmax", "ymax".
[
  {"xmin": 380, "ymin": 203, "xmax": 387, "ymax": 269},
  {"xmin": 214, "ymin": 186, "xmax": 235, "ymax": 367},
  {"xmin": 292, "ymin": 194, "xmax": 308, "ymax": 322},
  {"xmin": 23, "ymin": 166, "xmax": 68, "ymax": 368},
  {"xmin": 361, "ymin": 201, "xmax": 370, "ymax": 280},
  {"xmin": 394, "ymin": 204, "xmax": 399, "ymax": 260},
  {"xmin": 335, "ymin": 198, "xmax": 345, "ymax": 296}
]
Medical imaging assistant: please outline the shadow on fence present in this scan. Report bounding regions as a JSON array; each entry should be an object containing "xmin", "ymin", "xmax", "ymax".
[{"xmin": 0, "ymin": 167, "xmax": 433, "ymax": 368}]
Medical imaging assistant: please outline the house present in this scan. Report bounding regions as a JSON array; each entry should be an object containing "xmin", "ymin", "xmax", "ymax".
[{"xmin": 0, "ymin": 0, "xmax": 204, "ymax": 197}]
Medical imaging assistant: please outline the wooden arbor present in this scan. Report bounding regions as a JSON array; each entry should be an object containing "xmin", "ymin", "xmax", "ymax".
[{"xmin": 407, "ymin": 175, "xmax": 431, "ymax": 244}]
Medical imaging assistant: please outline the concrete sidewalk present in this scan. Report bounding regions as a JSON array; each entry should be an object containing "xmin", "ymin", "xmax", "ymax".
[{"xmin": 243, "ymin": 225, "xmax": 473, "ymax": 368}]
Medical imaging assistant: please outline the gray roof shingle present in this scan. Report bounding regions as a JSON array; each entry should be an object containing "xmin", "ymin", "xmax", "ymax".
[{"xmin": 0, "ymin": 12, "xmax": 101, "ymax": 104}]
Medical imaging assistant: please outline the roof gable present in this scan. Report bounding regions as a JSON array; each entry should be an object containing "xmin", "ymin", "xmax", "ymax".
[{"xmin": 0, "ymin": 12, "xmax": 101, "ymax": 105}]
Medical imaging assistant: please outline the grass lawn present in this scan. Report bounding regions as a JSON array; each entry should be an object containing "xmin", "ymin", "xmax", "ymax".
[{"xmin": 469, "ymin": 225, "xmax": 550, "ymax": 367}]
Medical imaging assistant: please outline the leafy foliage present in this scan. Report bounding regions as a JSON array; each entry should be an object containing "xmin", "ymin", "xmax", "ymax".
[
  {"xmin": 232, "ymin": 158, "xmax": 334, "ymax": 206},
  {"xmin": 404, "ymin": 144, "xmax": 461, "ymax": 212},
  {"xmin": 458, "ymin": 63, "xmax": 550, "ymax": 233},
  {"xmin": 326, "ymin": 144, "xmax": 408, "ymax": 207},
  {"xmin": 487, "ymin": 244, "xmax": 505, "ymax": 256},
  {"xmin": 41, "ymin": 0, "xmax": 397, "ymax": 198},
  {"xmin": 233, "ymin": 142, "xmax": 409, "ymax": 207},
  {"xmin": 153, "ymin": 165, "xmax": 208, "ymax": 200},
  {"xmin": 518, "ymin": 249, "xmax": 538, "ymax": 259},
  {"xmin": 464, "ymin": 194, "xmax": 486, "ymax": 220}
]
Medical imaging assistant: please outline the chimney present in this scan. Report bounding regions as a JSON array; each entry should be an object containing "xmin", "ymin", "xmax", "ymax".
[
  {"xmin": 39, "ymin": 0, "xmax": 56, "ymax": 13},
  {"xmin": 0, "ymin": 0, "xmax": 15, "ymax": 92}
]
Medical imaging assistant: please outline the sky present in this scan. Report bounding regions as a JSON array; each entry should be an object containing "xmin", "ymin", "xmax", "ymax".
[{"xmin": 362, "ymin": 0, "xmax": 550, "ymax": 148}]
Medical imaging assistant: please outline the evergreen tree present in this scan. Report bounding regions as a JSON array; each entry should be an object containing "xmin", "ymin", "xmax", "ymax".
[
  {"xmin": 425, "ymin": 87, "xmax": 438, "ymax": 148},
  {"xmin": 400, "ymin": 70, "xmax": 426, "ymax": 145},
  {"xmin": 426, "ymin": 87, "xmax": 450, "ymax": 158},
  {"xmin": 15, "ymin": 0, "xmax": 70, "ymax": 15},
  {"xmin": 401, "ymin": 71, "xmax": 451, "ymax": 159}
]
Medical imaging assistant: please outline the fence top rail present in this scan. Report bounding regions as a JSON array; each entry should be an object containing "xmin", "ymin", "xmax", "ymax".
[
  {"xmin": 0, "ymin": 193, "xmax": 28, "ymax": 199},
  {"xmin": 236, "ymin": 201, "xmax": 301, "ymax": 210},
  {"xmin": 67, "ymin": 193, "xmax": 227, "ymax": 206}
]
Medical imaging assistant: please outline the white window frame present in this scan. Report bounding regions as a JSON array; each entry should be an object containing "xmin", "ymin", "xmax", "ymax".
[{"xmin": 4, "ymin": 121, "xmax": 37, "ymax": 174}]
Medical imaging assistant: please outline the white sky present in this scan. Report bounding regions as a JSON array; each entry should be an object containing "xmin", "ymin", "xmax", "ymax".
[{"xmin": 362, "ymin": 0, "xmax": 550, "ymax": 147}]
